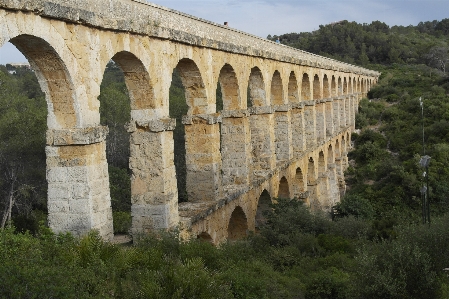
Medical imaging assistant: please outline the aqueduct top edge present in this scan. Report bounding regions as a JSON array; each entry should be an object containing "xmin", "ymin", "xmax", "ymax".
[{"xmin": 0, "ymin": 0, "xmax": 380, "ymax": 77}]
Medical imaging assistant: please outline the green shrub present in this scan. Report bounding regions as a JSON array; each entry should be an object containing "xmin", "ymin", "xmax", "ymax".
[{"xmin": 113, "ymin": 211, "xmax": 132, "ymax": 234}]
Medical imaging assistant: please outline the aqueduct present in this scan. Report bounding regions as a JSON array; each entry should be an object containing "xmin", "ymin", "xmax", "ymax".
[{"xmin": 0, "ymin": 0, "xmax": 379, "ymax": 243}]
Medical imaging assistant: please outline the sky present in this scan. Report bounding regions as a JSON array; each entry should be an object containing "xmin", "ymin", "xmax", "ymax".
[{"xmin": 1, "ymin": 0, "xmax": 448, "ymax": 64}]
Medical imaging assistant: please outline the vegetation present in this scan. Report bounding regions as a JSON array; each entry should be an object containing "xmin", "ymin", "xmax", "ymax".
[{"xmin": 1, "ymin": 17, "xmax": 449, "ymax": 298}]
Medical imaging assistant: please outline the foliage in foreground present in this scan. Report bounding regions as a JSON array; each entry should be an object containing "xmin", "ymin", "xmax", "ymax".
[{"xmin": 1, "ymin": 199, "xmax": 449, "ymax": 299}]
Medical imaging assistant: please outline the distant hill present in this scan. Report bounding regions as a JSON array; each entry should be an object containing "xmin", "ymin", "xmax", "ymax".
[{"xmin": 269, "ymin": 19, "xmax": 449, "ymax": 69}]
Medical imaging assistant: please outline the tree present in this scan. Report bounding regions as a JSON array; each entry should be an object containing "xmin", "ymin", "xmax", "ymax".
[{"xmin": 425, "ymin": 46, "xmax": 449, "ymax": 74}]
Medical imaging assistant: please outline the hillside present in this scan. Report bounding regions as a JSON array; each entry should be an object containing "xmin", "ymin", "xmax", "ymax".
[{"xmin": 0, "ymin": 19, "xmax": 449, "ymax": 298}]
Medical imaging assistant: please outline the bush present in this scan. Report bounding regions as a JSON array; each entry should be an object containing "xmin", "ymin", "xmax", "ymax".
[{"xmin": 113, "ymin": 211, "xmax": 132, "ymax": 234}]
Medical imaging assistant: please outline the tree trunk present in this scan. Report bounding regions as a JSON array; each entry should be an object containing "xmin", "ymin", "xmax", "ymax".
[{"xmin": 1, "ymin": 179, "xmax": 15, "ymax": 229}]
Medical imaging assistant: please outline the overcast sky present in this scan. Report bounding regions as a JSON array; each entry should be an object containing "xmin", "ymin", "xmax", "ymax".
[{"xmin": 1, "ymin": 0, "xmax": 448, "ymax": 64}]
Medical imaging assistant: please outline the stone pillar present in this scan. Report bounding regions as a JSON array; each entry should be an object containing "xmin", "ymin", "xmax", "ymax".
[
  {"xmin": 327, "ymin": 163, "xmax": 340, "ymax": 207},
  {"xmin": 345, "ymin": 96, "xmax": 351, "ymax": 127},
  {"xmin": 325, "ymin": 99, "xmax": 334, "ymax": 138},
  {"xmin": 249, "ymin": 106, "xmax": 276, "ymax": 177},
  {"xmin": 339, "ymin": 97, "xmax": 346, "ymax": 129},
  {"xmin": 221, "ymin": 110, "xmax": 252, "ymax": 189},
  {"xmin": 332, "ymin": 98, "xmax": 340, "ymax": 133},
  {"xmin": 304, "ymin": 101, "xmax": 316, "ymax": 148},
  {"xmin": 46, "ymin": 126, "xmax": 113, "ymax": 240},
  {"xmin": 317, "ymin": 174, "xmax": 331, "ymax": 211},
  {"xmin": 350, "ymin": 96, "xmax": 356, "ymax": 129},
  {"xmin": 307, "ymin": 180, "xmax": 320, "ymax": 211},
  {"xmin": 183, "ymin": 114, "xmax": 222, "ymax": 202},
  {"xmin": 274, "ymin": 105, "xmax": 293, "ymax": 163},
  {"xmin": 291, "ymin": 103, "xmax": 305, "ymax": 158},
  {"xmin": 315, "ymin": 101, "xmax": 326, "ymax": 144},
  {"xmin": 127, "ymin": 119, "xmax": 179, "ymax": 235},
  {"xmin": 335, "ymin": 157, "xmax": 346, "ymax": 198}
]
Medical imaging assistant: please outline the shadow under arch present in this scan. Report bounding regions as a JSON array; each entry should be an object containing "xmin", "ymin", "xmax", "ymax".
[
  {"xmin": 331, "ymin": 75, "xmax": 337, "ymax": 97},
  {"xmin": 255, "ymin": 189, "xmax": 272, "ymax": 230},
  {"xmin": 288, "ymin": 71, "xmax": 299, "ymax": 103},
  {"xmin": 197, "ymin": 231, "xmax": 214, "ymax": 244},
  {"xmin": 271, "ymin": 70, "xmax": 284, "ymax": 105},
  {"xmin": 9, "ymin": 34, "xmax": 77, "ymax": 129},
  {"xmin": 313, "ymin": 74, "xmax": 321, "ymax": 100},
  {"xmin": 278, "ymin": 176, "xmax": 290, "ymax": 199},
  {"xmin": 176, "ymin": 58, "xmax": 208, "ymax": 115},
  {"xmin": 323, "ymin": 74, "xmax": 330, "ymax": 98},
  {"xmin": 227, "ymin": 206, "xmax": 248, "ymax": 240},
  {"xmin": 307, "ymin": 157, "xmax": 316, "ymax": 184},
  {"xmin": 318, "ymin": 151, "xmax": 326, "ymax": 175},
  {"xmin": 108, "ymin": 51, "xmax": 155, "ymax": 112},
  {"xmin": 301, "ymin": 73, "xmax": 311, "ymax": 101},
  {"xmin": 217, "ymin": 63, "xmax": 241, "ymax": 111}
]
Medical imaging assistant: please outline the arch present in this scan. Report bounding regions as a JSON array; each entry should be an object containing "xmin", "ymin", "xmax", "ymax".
[
  {"xmin": 353, "ymin": 78, "xmax": 357, "ymax": 94},
  {"xmin": 348, "ymin": 76, "xmax": 353, "ymax": 94},
  {"xmin": 288, "ymin": 71, "xmax": 299, "ymax": 103},
  {"xmin": 278, "ymin": 176, "xmax": 290, "ymax": 198},
  {"xmin": 109, "ymin": 51, "xmax": 155, "ymax": 112},
  {"xmin": 331, "ymin": 75, "xmax": 337, "ymax": 97},
  {"xmin": 176, "ymin": 58, "xmax": 208, "ymax": 115},
  {"xmin": 9, "ymin": 34, "xmax": 77, "ymax": 129},
  {"xmin": 197, "ymin": 232, "xmax": 213, "ymax": 244},
  {"xmin": 338, "ymin": 77, "xmax": 343, "ymax": 96},
  {"xmin": 248, "ymin": 67, "xmax": 266, "ymax": 107},
  {"xmin": 217, "ymin": 63, "xmax": 241, "ymax": 111},
  {"xmin": 313, "ymin": 74, "xmax": 321, "ymax": 100},
  {"xmin": 227, "ymin": 206, "xmax": 248, "ymax": 240},
  {"xmin": 343, "ymin": 77, "xmax": 348, "ymax": 94},
  {"xmin": 327, "ymin": 144, "xmax": 334, "ymax": 164},
  {"xmin": 342, "ymin": 136, "xmax": 346, "ymax": 153},
  {"xmin": 307, "ymin": 157, "xmax": 316, "ymax": 184},
  {"xmin": 301, "ymin": 73, "xmax": 311, "ymax": 101},
  {"xmin": 335, "ymin": 139, "xmax": 341, "ymax": 158},
  {"xmin": 255, "ymin": 189, "xmax": 272, "ymax": 229},
  {"xmin": 271, "ymin": 70, "xmax": 284, "ymax": 105},
  {"xmin": 323, "ymin": 74, "xmax": 330, "ymax": 98},
  {"xmin": 295, "ymin": 167, "xmax": 306, "ymax": 193},
  {"xmin": 318, "ymin": 151, "xmax": 326, "ymax": 174}
]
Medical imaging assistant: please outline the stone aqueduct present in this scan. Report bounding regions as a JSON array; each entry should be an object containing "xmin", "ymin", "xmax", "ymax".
[{"xmin": 0, "ymin": 0, "xmax": 379, "ymax": 243}]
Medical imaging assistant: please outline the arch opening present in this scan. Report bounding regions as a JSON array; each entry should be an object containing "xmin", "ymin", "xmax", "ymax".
[
  {"xmin": 169, "ymin": 67, "xmax": 188, "ymax": 202},
  {"xmin": 255, "ymin": 190, "xmax": 272, "ymax": 230},
  {"xmin": 307, "ymin": 157, "xmax": 316, "ymax": 185},
  {"xmin": 323, "ymin": 75, "xmax": 330, "ymax": 98},
  {"xmin": 318, "ymin": 151, "xmax": 326, "ymax": 174},
  {"xmin": 111, "ymin": 51, "xmax": 155, "ymax": 111},
  {"xmin": 278, "ymin": 176, "xmax": 290, "ymax": 199},
  {"xmin": 338, "ymin": 77, "xmax": 343, "ymax": 96},
  {"xmin": 343, "ymin": 77, "xmax": 348, "ymax": 95},
  {"xmin": 248, "ymin": 67, "xmax": 266, "ymax": 107},
  {"xmin": 217, "ymin": 63, "xmax": 239, "ymax": 111},
  {"xmin": 10, "ymin": 34, "xmax": 77, "ymax": 129},
  {"xmin": 327, "ymin": 145, "xmax": 334, "ymax": 165},
  {"xmin": 301, "ymin": 73, "xmax": 311, "ymax": 101},
  {"xmin": 288, "ymin": 71, "xmax": 299, "ymax": 103},
  {"xmin": 0, "ymin": 38, "xmax": 52, "ymax": 232},
  {"xmin": 227, "ymin": 206, "xmax": 248, "ymax": 240},
  {"xmin": 335, "ymin": 140, "xmax": 341, "ymax": 158},
  {"xmin": 313, "ymin": 74, "xmax": 320, "ymax": 100},
  {"xmin": 197, "ymin": 232, "xmax": 214, "ymax": 244},
  {"xmin": 176, "ymin": 58, "xmax": 208, "ymax": 115},
  {"xmin": 98, "ymin": 60, "xmax": 132, "ymax": 235},
  {"xmin": 271, "ymin": 70, "xmax": 284, "ymax": 105},
  {"xmin": 331, "ymin": 75, "xmax": 337, "ymax": 97}
]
